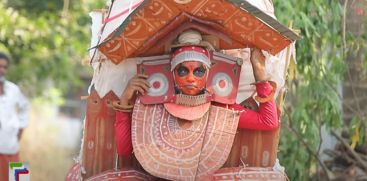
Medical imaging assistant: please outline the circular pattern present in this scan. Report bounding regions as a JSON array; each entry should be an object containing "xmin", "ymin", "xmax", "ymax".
[
  {"xmin": 211, "ymin": 72, "xmax": 233, "ymax": 97},
  {"xmin": 147, "ymin": 73, "xmax": 169, "ymax": 97},
  {"xmin": 152, "ymin": 81, "xmax": 161, "ymax": 89},
  {"xmin": 219, "ymin": 80, "xmax": 226, "ymax": 88}
]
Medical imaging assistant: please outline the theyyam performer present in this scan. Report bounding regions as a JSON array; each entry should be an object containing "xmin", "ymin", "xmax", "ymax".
[
  {"xmin": 66, "ymin": 0, "xmax": 300, "ymax": 180},
  {"xmin": 113, "ymin": 30, "xmax": 279, "ymax": 180},
  {"xmin": 114, "ymin": 30, "xmax": 278, "ymax": 157}
]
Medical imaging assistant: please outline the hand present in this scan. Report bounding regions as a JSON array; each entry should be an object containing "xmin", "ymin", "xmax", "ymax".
[
  {"xmin": 250, "ymin": 48, "xmax": 267, "ymax": 82},
  {"xmin": 113, "ymin": 74, "xmax": 150, "ymax": 110}
]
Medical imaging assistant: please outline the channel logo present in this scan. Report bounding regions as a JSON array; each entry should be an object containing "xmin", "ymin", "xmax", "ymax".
[{"xmin": 8, "ymin": 162, "xmax": 30, "ymax": 181}]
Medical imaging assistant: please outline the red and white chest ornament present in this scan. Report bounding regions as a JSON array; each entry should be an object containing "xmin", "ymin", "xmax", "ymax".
[{"xmin": 131, "ymin": 99, "xmax": 240, "ymax": 180}]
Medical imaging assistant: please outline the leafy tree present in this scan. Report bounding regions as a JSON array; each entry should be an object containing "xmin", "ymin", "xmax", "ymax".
[
  {"xmin": 274, "ymin": 0, "xmax": 367, "ymax": 180},
  {"xmin": 0, "ymin": 0, "xmax": 106, "ymax": 96}
]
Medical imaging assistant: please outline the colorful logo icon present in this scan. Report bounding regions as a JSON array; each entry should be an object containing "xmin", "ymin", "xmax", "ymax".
[{"xmin": 8, "ymin": 162, "xmax": 30, "ymax": 181}]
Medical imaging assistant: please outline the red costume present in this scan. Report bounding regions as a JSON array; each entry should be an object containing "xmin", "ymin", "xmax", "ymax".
[{"xmin": 115, "ymin": 81, "xmax": 278, "ymax": 156}]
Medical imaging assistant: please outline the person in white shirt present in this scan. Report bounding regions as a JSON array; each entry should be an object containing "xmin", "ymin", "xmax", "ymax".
[{"xmin": 0, "ymin": 52, "xmax": 29, "ymax": 181}]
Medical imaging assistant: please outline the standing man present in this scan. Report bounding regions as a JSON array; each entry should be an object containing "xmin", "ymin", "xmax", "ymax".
[{"xmin": 0, "ymin": 52, "xmax": 29, "ymax": 181}]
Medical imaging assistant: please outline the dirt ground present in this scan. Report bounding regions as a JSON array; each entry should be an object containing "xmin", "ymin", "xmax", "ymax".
[{"xmin": 19, "ymin": 103, "xmax": 82, "ymax": 181}]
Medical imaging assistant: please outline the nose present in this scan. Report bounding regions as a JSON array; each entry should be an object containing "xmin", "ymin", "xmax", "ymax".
[{"xmin": 187, "ymin": 73, "xmax": 195, "ymax": 83}]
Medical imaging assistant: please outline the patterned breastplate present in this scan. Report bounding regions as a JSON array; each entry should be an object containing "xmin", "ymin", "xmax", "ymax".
[{"xmin": 131, "ymin": 99, "xmax": 240, "ymax": 181}]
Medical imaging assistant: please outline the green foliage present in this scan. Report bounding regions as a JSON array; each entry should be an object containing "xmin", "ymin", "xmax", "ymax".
[
  {"xmin": 6, "ymin": 0, "xmax": 64, "ymax": 15},
  {"xmin": 275, "ymin": 0, "xmax": 367, "ymax": 180},
  {"xmin": 0, "ymin": 0, "xmax": 105, "ymax": 96},
  {"xmin": 274, "ymin": 0, "xmax": 352, "ymax": 180}
]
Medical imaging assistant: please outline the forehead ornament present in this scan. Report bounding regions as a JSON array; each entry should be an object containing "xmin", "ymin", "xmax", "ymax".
[{"xmin": 171, "ymin": 46, "xmax": 210, "ymax": 71}]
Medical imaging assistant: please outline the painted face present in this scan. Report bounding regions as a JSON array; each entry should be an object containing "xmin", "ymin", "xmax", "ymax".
[{"xmin": 174, "ymin": 61, "xmax": 208, "ymax": 95}]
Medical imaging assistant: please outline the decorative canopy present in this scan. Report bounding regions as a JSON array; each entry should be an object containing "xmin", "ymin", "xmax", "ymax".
[{"xmin": 97, "ymin": 0, "xmax": 301, "ymax": 64}]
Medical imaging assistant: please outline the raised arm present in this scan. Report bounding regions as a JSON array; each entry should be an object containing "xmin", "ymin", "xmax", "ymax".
[
  {"xmin": 234, "ymin": 48, "xmax": 278, "ymax": 130},
  {"xmin": 233, "ymin": 81, "xmax": 278, "ymax": 130},
  {"xmin": 113, "ymin": 74, "xmax": 150, "ymax": 156}
]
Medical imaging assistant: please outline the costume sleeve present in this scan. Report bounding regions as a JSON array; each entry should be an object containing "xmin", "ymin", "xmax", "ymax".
[
  {"xmin": 16, "ymin": 88, "xmax": 29, "ymax": 129},
  {"xmin": 231, "ymin": 82, "xmax": 278, "ymax": 130},
  {"xmin": 115, "ymin": 111, "xmax": 133, "ymax": 156}
]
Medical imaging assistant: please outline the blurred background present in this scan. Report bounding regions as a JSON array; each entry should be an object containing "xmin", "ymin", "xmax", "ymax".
[
  {"xmin": 0, "ymin": 0, "xmax": 105, "ymax": 180},
  {"xmin": 0, "ymin": 0, "xmax": 366, "ymax": 180}
]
